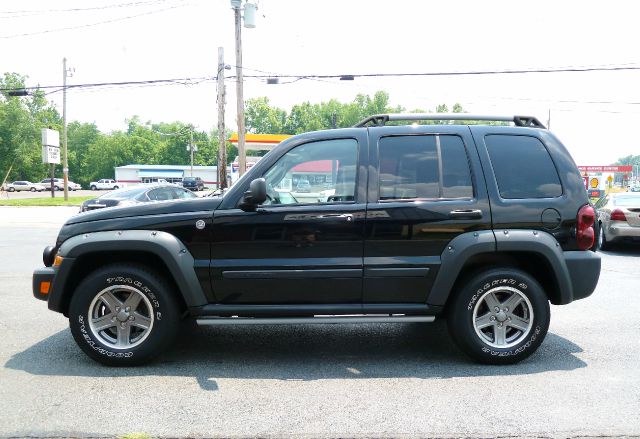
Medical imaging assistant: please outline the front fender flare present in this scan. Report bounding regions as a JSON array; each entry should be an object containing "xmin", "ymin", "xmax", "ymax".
[{"xmin": 48, "ymin": 230, "xmax": 207, "ymax": 313}]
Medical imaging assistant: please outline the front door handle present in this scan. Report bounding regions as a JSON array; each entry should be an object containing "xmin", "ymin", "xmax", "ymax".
[
  {"xmin": 317, "ymin": 213, "xmax": 354, "ymax": 222},
  {"xmin": 449, "ymin": 209, "xmax": 483, "ymax": 219}
]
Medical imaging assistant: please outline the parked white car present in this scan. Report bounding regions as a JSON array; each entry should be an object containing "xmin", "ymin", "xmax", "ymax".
[
  {"xmin": 6, "ymin": 181, "xmax": 47, "ymax": 192},
  {"xmin": 89, "ymin": 179, "xmax": 122, "ymax": 190}
]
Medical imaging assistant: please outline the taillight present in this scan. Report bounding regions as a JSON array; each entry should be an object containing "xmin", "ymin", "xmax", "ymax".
[
  {"xmin": 576, "ymin": 204, "xmax": 595, "ymax": 250},
  {"xmin": 610, "ymin": 208, "xmax": 627, "ymax": 222}
]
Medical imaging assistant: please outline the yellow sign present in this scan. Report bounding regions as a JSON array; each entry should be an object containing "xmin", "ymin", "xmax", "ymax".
[{"xmin": 590, "ymin": 178, "xmax": 599, "ymax": 189}]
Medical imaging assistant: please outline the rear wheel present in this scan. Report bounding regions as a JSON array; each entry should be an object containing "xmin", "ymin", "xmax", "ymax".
[
  {"xmin": 68, "ymin": 264, "xmax": 180, "ymax": 366},
  {"xmin": 8, "ymin": 187, "xmax": 15, "ymax": 192},
  {"xmin": 598, "ymin": 222, "xmax": 611, "ymax": 250},
  {"xmin": 447, "ymin": 268, "xmax": 550, "ymax": 364}
]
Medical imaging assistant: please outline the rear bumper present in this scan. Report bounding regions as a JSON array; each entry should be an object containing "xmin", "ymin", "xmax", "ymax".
[
  {"xmin": 564, "ymin": 251, "xmax": 601, "ymax": 302},
  {"xmin": 32, "ymin": 267, "xmax": 56, "ymax": 301},
  {"xmin": 606, "ymin": 223, "xmax": 640, "ymax": 240}
]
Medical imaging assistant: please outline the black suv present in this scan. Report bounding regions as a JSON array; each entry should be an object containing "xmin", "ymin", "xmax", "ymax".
[
  {"xmin": 33, "ymin": 114, "xmax": 601, "ymax": 366},
  {"xmin": 182, "ymin": 176, "xmax": 205, "ymax": 191}
]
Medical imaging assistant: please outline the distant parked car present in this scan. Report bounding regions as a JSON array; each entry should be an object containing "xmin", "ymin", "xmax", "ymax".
[
  {"xmin": 594, "ymin": 192, "xmax": 640, "ymax": 249},
  {"xmin": 67, "ymin": 181, "xmax": 82, "ymax": 191},
  {"xmin": 80, "ymin": 184, "xmax": 197, "ymax": 212},
  {"xmin": 89, "ymin": 179, "xmax": 121, "ymax": 191},
  {"xmin": 6, "ymin": 181, "xmax": 47, "ymax": 192},
  {"xmin": 39, "ymin": 178, "xmax": 80, "ymax": 191},
  {"xmin": 182, "ymin": 176, "xmax": 205, "ymax": 191},
  {"xmin": 39, "ymin": 178, "xmax": 64, "ymax": 191}
]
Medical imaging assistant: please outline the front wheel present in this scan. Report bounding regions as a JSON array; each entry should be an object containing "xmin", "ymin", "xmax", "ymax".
[
  {"xmin": 90, "ymin": 185, "xmax": 97, "ymax": 190},
  {"xmin": 447, "ymin": 268, "xmax": 550, "ymax": 365},
  {"xmin": 68, "ymin": 264, "xmax": 180, "ymax": 366},
  {"xmin": 30, "ymin": 187, "xmax": 36, "ymax": 192}
]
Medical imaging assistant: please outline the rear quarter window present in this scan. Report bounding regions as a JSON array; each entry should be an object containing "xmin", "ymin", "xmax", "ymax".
[{"xmin": 485, "ymin": 134, "xmax": 562, "ymax": 199}]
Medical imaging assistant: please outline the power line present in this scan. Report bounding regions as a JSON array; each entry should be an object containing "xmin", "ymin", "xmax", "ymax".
[
  {"xmin": 0, "ymin": 2, "xmax": 189, "ymax": 39},
  {"xmin": 236, "ymin": 64, "xmax": 640, "ymax": 80},
  {"xmin": 0, "ymin": 0, "xmax": 171, "ymax": 18},
  {"xmin": 4, "ymin": 63, "xmax": 640, "ymax": 101}
]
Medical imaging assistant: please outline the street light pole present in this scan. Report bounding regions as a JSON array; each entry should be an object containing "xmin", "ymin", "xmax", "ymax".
[{"xmin": 232, "ymin": 0, "xmax": 246, "ymax": 177}]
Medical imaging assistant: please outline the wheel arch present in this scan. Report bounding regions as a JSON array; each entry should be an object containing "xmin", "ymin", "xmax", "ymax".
[
  {"xmin": 427, "ymin": 230, "xmax": 574, "ymax": 308},
  {"xmin": 48, "ymin": 230, "xmax": 207, "ymax": 316}
]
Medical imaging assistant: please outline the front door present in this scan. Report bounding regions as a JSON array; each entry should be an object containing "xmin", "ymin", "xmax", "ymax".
[{"xmin": 211, "ymin": 135, "xmax": 367, "ymax": 304}]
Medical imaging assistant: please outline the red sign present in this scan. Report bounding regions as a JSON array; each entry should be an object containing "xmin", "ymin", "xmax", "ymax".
[{"xmin": 578, "ymin": 166, "xmax": 633, "ymax": 172}]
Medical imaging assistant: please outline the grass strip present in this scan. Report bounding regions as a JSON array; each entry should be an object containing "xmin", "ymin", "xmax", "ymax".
[{"xmin": 0, "ymin": 196, "xmax": 93, "ymax": 206}]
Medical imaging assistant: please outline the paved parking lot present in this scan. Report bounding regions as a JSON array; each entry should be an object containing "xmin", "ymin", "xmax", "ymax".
[{"xmin": 0, "ymin": 206, "xmax": 639, "ymax": 438}]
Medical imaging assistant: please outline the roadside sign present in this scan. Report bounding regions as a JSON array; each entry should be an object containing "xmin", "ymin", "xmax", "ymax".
[
  {"xmin": 42, "ymin": 145, "xmax": 61, "ymax": 164},
  {"xmin": 41, "ymin": 128, "xmax": 61, "ymax": 164}
]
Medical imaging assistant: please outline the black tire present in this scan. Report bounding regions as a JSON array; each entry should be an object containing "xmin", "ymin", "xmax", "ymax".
[
  {"xmin": 113, "ymin": 185, "xmax": 119, "ymax": 189},
  {"xmin": 447, "ymin": 268, "xmax": 550, "ymax": 365},
  {"xmin": 54, "ymin": 185, "xmax": 61, "ymax": 191},
  {"xmin": 598, "ymin": 222, "xmax": 611, "ymax": 250},
  {"xmin": 8, "ymin": 187, "xmax": 15, "ymax": 192},
  {"xmin": 68, "ymin": 264, "xmax": 180, "ymax": 366},
  {"xmin": 30, "ymin": 187, "xmax": 36, "ymax": 192},
  {"xmin": 90, "ymin": 185, "xmax": 97, "ymax": 190}
]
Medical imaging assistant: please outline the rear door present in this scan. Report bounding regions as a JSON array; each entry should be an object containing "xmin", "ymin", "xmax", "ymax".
[{"xmin": 364, "ymin": 125, "xmax": 491, "ymax": 303}]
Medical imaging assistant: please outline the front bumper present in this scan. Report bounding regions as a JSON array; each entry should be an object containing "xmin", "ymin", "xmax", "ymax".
[{"xmin": 32, "ymin": 267, "xmax": 56, "ymax": 301}]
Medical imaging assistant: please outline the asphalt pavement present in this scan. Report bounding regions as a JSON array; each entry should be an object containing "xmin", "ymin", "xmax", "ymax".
[{"xmin": 0, "ymin": 206, "xmax": 639, "ymax": 438}]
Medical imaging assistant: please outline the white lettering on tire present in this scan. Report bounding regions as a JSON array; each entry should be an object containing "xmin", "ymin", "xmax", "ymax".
[{"xmin": 78, "ymin": 315, "xmax": 133, "ymax": 358}]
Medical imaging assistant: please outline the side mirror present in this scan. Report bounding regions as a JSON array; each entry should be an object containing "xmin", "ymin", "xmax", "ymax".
[{"xmin": 240, "ymin": 178, "xmax": 267, "ymax": 211}]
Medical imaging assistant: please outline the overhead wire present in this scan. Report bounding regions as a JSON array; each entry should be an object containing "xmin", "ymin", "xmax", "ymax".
[{"xmin": 0, "ymin": 1, "xmax": 190, "ymax": 39}]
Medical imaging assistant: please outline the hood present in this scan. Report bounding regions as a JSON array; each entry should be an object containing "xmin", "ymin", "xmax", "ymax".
[
  {"xmin": 57, "ymin": 196, "xmax": 223, "ymax": 246},
  {"xmin": 68, "ymin": 197, "xmax": 223, "ymax": 225}
]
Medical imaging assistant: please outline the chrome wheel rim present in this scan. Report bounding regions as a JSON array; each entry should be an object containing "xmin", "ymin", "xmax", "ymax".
[
  {"xmin": 472, "ymin": 286, "xmax": 534, "ymax": 349},
  {"xmin": 88, "ymin": 285, "xmax": 154, "ymax": 350}
]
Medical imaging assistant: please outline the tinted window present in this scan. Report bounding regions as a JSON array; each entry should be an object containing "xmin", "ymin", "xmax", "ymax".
[
  {"xmin": 485, "ymin": 135, "xmax": 562, "ymax": 199},
  {"xmin": 378, "ymin": 135, "xmax": 473, "ymax": 200}
]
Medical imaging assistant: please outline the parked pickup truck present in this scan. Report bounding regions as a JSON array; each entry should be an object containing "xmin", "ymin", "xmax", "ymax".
[{"xmin": 89, "ymin": 179, "xmax": 122, "ymax": 191}]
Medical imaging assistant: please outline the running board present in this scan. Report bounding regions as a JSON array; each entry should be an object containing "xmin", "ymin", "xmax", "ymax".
[{"xmin": 196, "ymin": 315, "xmax": 436, "ymax": 325}]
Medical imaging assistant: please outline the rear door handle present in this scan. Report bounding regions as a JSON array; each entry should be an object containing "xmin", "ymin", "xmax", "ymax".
[{"xmin": 449, "ymin": 209, "xmax": 483, "ymax": 219}]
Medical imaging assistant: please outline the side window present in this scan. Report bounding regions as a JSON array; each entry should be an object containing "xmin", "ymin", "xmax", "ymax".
[
  {"xmin": 148, "ymin": 187, "xmax": 175, "ymax": 201},
  {"xmin": 172, "ymin": 187, "xmax": 197, "ymax": 199},
  {"xmin": 378, "ymin": 135, "xmax": 473, "ymax": 200},
  {"xmin": 262, "ymin": 138, "xmax": 358, "ymax": 205},
  {"xmin": 485, "ymin": 135, "xmax": 562, "ymax": 199}
]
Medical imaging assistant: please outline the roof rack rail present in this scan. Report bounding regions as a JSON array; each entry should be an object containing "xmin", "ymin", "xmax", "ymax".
[{"xmin": 353, "ymin": 113, "xmax": 546, "ymax": 129}]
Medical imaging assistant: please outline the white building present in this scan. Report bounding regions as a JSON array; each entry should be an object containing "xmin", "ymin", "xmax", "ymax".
[{"xmin": 114, "ymin": 164, "xmax": 226, "ymax": 188}]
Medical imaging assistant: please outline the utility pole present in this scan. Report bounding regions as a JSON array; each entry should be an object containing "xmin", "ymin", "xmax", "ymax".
[
  {"xmin": 62, "ymin": 57, "xmax": 69, "ymax": 201},
  {"xmin": 547, "ymin": 108, "xmax": 551, "ymax": 130},
  {"xmin": 189, "ymin": 126, "xmax": 194, "ymax": 177},
  {"xmin": 232, "ymin": 0, "xmax": 246, "ymax": 176},
  {"xmin": 217, "ymin": 47, "xmax": 228, "ymax": 190}
]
